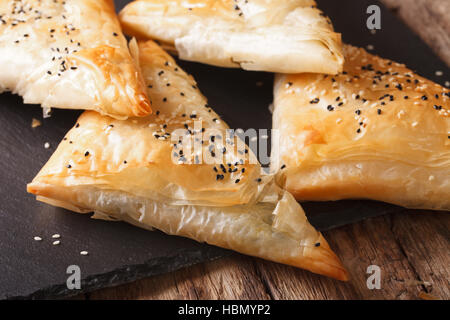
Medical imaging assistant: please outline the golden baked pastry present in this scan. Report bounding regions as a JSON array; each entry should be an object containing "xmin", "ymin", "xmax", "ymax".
[
  {"xmin": 272, "ymin": 45, "xmax": 450, "ymax": 210},
  {"xmin": 0, "ymin": 0, "xmax": 150, "ymax": 119},
  {"xmin": 28, "ymin": 40, "xmax": 348, "ymax": 281},
  {"xmin": 119, "ymin": 0, "xmax": 344, "ymax": 74}
]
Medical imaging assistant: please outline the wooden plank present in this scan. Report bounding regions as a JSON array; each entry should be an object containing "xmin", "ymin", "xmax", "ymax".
[
  {"xmin": 380, "ymin": 0, "xmax": 450, "ymax": 66},
  {"xmin": 389, "ymin": 211, "xmax": 450, "ymax": 299},
  {"xmin": 87, "ymin": 211, "xmax": 449, "ymax": 300},
  {"xmin": 259, "ymin": 211, "xmax": 449, "ymax": 300},
  {"xmin": 89, "ymin": 255, "xmax": 271, "ymax": 300}
]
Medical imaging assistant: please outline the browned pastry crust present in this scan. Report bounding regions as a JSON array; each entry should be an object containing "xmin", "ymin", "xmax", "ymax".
[
  {"xmin": 272, "ymin": 45, "xmax": 450, "ymax": 210},
  {"xmin": 0, "ymin": 0, "xmax": 151, "ymax": 119}
]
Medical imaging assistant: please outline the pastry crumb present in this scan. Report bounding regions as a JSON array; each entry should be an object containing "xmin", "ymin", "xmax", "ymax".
[{"xmin": 31, "ymin": 118, "xmax": 42, "ymax": 128}]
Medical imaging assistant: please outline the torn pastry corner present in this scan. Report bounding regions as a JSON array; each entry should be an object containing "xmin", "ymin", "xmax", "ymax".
[
  {"xmin": 305, "ymin": 234, "xmax": 349, "ymax": 281},
  {"xmin": 71, "ymin": 44, "xmax": 152, "ymax": 119},
  {"xmin": 272, "ymin": 190, "xmax": 349, "ymax": 281},
  {"xmin": 326, "ymin": 32, "xmax": 345, "ymax": 74}
]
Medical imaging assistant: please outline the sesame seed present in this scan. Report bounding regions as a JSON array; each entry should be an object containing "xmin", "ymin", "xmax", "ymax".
[
  {"xmin": 52, "ymin": 234, "xmax": 60, "ymax": 239},
  {"xmin": 52, "ymin": 240, "xmax": 60, "ymax": 245},
  {"xmin": 80, "ymin": 251, "xmax": 89, "ymax": 256},
  {"xmin": 34, "ymin": 236, "xmax": 42, "ymax": 241},
  {"xmin": 435, "ymin": 71, "xmax": 443, "ymax": 76},
  {"xmin": 44, "ymin": 142, "xmax": 50, "ymax": 149}
]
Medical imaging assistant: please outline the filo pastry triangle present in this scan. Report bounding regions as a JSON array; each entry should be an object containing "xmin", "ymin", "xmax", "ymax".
[
  {"xmin": 0, "ymin": 0, "xmax": 150, "ymax": 119},
  {"xmin": 119, "ymin": 0, "xmax": 344, "ymax": 74},
  {"xmin": 27, "ymin": 40, "xmax": 348, "ymax": 281},
  {"xmin": 272, "ymin": 45, "xmax": 450, "ymax": 210}
]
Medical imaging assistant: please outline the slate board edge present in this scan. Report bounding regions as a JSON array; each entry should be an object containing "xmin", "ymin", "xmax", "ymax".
[{"xmin": 7, "ymin": 246, "xmax": 228, "ymax": 300}]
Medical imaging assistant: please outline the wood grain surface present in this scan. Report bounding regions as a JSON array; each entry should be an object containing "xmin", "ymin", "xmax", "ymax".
[
  {"xmin": 77, "ymin": 0, "xmax": 450, "ymax": 300},
  {"xmin": 381, "ymin": 0, "xmax": 450, "ymax": 66}
]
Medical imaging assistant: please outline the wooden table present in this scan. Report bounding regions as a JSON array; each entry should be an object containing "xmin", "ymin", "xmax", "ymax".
[{"xmin": 77, "ymin": 0, "xmax": 450, "ymax": 300}]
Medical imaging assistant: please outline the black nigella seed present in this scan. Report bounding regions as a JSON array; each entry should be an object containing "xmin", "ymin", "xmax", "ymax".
[
  {"xmin": 377, "ymin": 109, "xmax": 382, "ymax": 115},
  {"xmin": 281, "ymin": 164, "xmax": 286, "ymax": 170},
  {"xmin": 84, "ymin": 151, "xmax": 89, "ymax": 156},
  {"xmin": 355, "ymin": 109, "xmax": 361, "ymax": 115},
  {"xmin": 66, "ymin": 164, "xmax": 72, "ymax": 169},
  {"xmin": 315, "ymin": 243, "xmax": 321, "ymax": 247}
]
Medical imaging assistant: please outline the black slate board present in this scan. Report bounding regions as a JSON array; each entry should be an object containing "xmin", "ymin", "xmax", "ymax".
[{"xmin": 0, "ymin": 0, "xmax": 448, "ymax": 299}]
